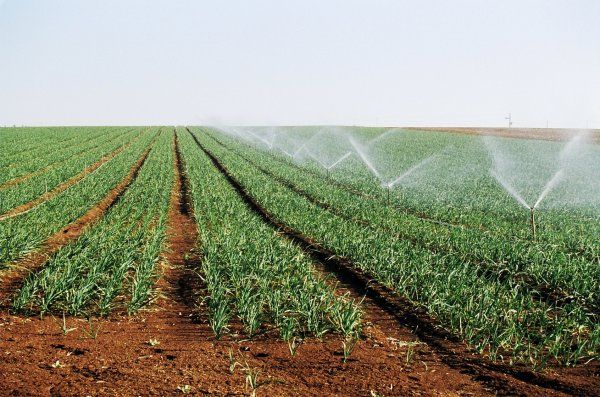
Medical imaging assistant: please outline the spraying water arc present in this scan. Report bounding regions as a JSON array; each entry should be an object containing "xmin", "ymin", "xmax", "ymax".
[
  {"xmin": 386, "ymin": 150, "xmax": 445, "ymax": 189},
  {"xmin": 348, "ymin": 138, "xmax": 383, "ymax": 181},
  {"xmin": 327, "ymin": 152, "xmax": 353, "ymax": 171},
  {"xmin": 534, "ymin": 169, "xmax": 564, "ymax": 209},
  {"xmin": 489, "ymin": 170, "xmax": 530, "ymax": 210},
  {"xmin": 487, "ymin": 132, "xmax": 588, "ymax": 239},
  {"xmin": 367, "ymin": 128, "xmax": 402, "ymax": 147},
  {"xmin": 307, "ymin": 151, "xmax": 353, "ymax": 178}
]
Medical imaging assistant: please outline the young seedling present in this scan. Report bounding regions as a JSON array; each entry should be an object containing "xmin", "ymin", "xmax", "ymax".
[
  {"xmin": 342, "ymin": 336, "xmax": 358, "ymax": 363},
  {"xmin": 288, "ymin": 336, "xmax": 300, "ymax": 357},
  {"xmin": 228, "ymin": 348, "xmax": 238, "ymax": 373},
  {"xmin": 209, "ymin": 300, "xmax": 230, "ymax": 339},
  {"xmin": 242, "ymin": 362, "xmax": 261, "ymax": 397},
  {"xmin": 147, "ymin": 338, "xmax": 160, "ymax": 347},
  {"xmin": 177, "ymin": 385, "xmax": 192, "ymax": 394},
  {"xmin": 405, "ymin": 343, "xmax": 415, "ymax": 364},
  {"xmin": 227, "ymin": 349, "xmax": 261, "ymax": 397},
  {"xmin": 58, "ymin": 312, "xmax": 77, "ymax": 336},
  {"xmin": 82, "ymin": 316, "xmax": 102, "ymax": 339}
]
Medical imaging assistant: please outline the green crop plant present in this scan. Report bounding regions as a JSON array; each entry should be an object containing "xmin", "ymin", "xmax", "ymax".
[
  {"xmin": 177, "ymin": 128, "xmax": 363, "ymax": 346},
  {"xmin": 12, "ymin": 130, "xmax": 172, "ymax": 316},
  {"xmin": 0, "ymin": 128, "xmax": 139, "ymax": 214},
  {"xmin": 193, "ymin": 126, "xmax": 599, "ymax": 367},
  {"xmin": 0, "ymin": 128, "xmax": 159, "ymax": 269}
]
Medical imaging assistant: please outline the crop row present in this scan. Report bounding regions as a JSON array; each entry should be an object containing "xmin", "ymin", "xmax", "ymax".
[
  {"xmin": 14, "ymin": 130, "xmax": 172, "ymax": 315},
  {"xmin": 237, "ymin": 127, "xmax": 600, "ymax": 257},
  {"xmin": 0, "ymin": 129, "xmax": 140, "ymax": 214},
  {"xmin": 206, "ymin": 130, "xmax": 599, "ymax": 314},
  {"xmin": 0, "ymin": 127, "xmax": 112, "ymax": 169},
  {"xmin": 0, "ymin": 128, "xmax": 159, "ymax": 267},
  {"xmin": 178, "ymin": 129, "xmax": 362, "ymax": 343},
  {"xmin": 194, "ymin": 127, "xmax": 598, "ymax": 366},
  {"xmin": 0, "ymin": 127, "xmax": 132, "ymax": 185}
]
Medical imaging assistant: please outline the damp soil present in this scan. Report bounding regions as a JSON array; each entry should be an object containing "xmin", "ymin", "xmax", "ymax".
[
  {"xmin": 185, "ymin": 128, "xmax": 600, "ymax": 396},
  {"xmin": 0, "ymin": 130, "xmax": 597, "ymax": 396}
]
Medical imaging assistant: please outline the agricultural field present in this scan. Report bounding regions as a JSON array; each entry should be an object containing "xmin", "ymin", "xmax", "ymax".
[{"xmin": 0, "ymin": 126, "xmax": 598, "ymax": 396}]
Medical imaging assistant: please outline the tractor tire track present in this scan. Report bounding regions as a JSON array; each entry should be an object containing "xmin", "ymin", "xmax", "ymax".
[{"xmin": 188, "ymin": 127, "xmax": 598, "ymax": 397}]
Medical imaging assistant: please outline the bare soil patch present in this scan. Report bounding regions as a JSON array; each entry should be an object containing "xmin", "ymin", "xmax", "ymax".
[{"xmin": 405, "ymin": 127, "xmax": 600, "ymax": 143}]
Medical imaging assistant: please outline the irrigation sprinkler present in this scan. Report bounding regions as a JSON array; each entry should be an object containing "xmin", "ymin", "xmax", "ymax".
[
  {"xmin": 306, "ymin": 151, "xmax": 353, "ymax": 180},
  {"xmin": 485, "ymin": 132, "xmax": 585, "ymax": 239},
  {"xmin": 530, "ymin": 207, "xmax": 536, "ymax": 239},
  {"xmin": 386, "ymin": 184, "xmax": 391, "ymax": 205},
  {"xmin": 490, "ymin": 167, "xmax": 568, "ymax": 239}
]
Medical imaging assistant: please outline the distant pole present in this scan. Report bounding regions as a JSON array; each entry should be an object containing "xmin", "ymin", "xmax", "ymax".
[{"xmin": 505, "ymin": 113, "xmax": 513, "ymax": 128}]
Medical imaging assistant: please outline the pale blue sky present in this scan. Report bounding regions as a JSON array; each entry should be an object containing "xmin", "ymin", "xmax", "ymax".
[{"xmin": 1, "ymin": 0, "xmax": 598, "ymax": 127}]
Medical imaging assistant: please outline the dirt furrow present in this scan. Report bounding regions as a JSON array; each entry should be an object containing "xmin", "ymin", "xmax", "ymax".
[
  {"xmin": 208, "ymin": 132, "xmax": 598, "ymax": 315},
  {"xmin": 0, "ymin": 145, "xmax": 153, "ymax": 308},
  {"xmin": 227, "ymin": 143, "xmax": 597, "ymax": 316},
  {"xmin": 208, "ymin": 130, "xmax": 468, "ymax": 230},
  {"xmin": 153, "ymin": 129, "xmax": 204, "ymax": 320},
  {"xmin": 188, "ymin": 128, "xmax": 599, "ymax": 396},
  {"xmin": 2, "ymin": 129, "xmax": 594, "ymax": 396}
]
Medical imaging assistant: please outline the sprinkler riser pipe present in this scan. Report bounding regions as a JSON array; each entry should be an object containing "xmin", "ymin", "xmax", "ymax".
[
  {"xmin": 530, "ymin": 207, "xmax": 536, "ymax": 239},
  {"xmin": 387, "ymin": 186, "xmax": 390, "ymax": 206}
]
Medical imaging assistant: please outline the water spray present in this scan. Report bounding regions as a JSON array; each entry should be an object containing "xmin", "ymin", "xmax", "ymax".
[
  {"xmin": 307, "ymin": 151, "xmax": 353, "ymax": 179},
  {"xmin": 487, "ymin": 133, "xmax": 583, "ymax": 239},
  {"xmin": 348, "ymin": 138, "xmax": 383, "ymax": 181},
  {"xmin": 280, "ymin": 149, "xmax": 294, "ymax": 158},
  {"xmin": 386, "ymin": 150, "xmax": 446, "ymax": 189}
]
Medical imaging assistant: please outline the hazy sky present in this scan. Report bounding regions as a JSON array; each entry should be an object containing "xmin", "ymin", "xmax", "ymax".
[{"xmin": 1, "ymin": 0, "xmax": 598, "ymax": 127}]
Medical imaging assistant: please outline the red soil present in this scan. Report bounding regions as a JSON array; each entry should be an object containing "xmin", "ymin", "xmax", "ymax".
[
  {"xmin": 0, "ymin": 131, "xmax": 596, "ymax": 396},
  {"xmin": 0, "ymin": 146, "xmax": 152, "ymax": 309},
  {"xmin": 0, "ymin": 137, "xmax": 143, "ymax": 221},
  {"xmin": 0, "ymin": 129, "xmax": 141, "ymax": 191},
  {"xmin": 405, "ymin": 127, "xmax": 600, "ymax": 143}
]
